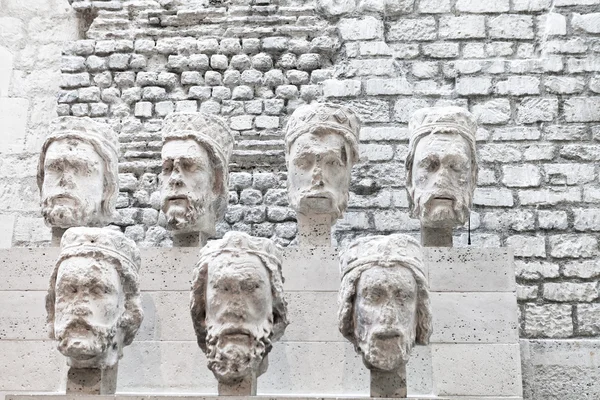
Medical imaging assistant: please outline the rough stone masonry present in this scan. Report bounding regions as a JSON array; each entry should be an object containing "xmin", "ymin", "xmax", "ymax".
[{"xmin": 1, "ymin": 0, "xmax": 600, "ymax": 396}]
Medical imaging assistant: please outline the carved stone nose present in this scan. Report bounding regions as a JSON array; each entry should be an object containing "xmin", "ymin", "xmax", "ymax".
[{"xmin": 311, "ymin": 167, "xmax": 323, "ymax": 186}]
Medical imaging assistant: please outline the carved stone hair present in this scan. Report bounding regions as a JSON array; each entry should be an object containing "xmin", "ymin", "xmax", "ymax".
[
  {"xmin": 162, "ymin": 112, "xmax": 235, "ymax": 222},
  {"xmin": 37, "ymin": 117, "xmax": 119, "ymax": 224},
  {"xmin": 405, "ymin": 106, "xmax": 479, "ymax": 218},
  {"xmin": 45, "ymin": 227, "xmax": 143, "ymax": 347},
  {"xmin": 190, "ymin": 231, "xmax": 289, "ymax": 351},
  {"xmin": 338, "ymin": 234, "xmax": 433, "ymax": 348}
]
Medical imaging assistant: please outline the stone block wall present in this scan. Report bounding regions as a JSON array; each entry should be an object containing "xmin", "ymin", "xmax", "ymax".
[
  {"xmin": 0, "ymin": 0, "xmax": 80, "ymax": 247},
  {"xmin": 1, "ymin": 2, "xmax": 600, "ymax": 397},
  {"xmin": 45, "ymin": 0, "xmax": 600, "ymax": 342}
]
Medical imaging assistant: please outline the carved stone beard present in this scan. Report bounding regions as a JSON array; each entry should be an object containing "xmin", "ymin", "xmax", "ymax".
[
  {"xmin": 356, "ymin": 326, "xmax": 415, "ymax": 372},
  {"xmin": 412, "ymin": 188, "xmax": 471, "ymax": 229},
  {"xmin": 55, "ymin": 314, "xmax": 120, "ymax": 368},
  {"xmin": 41, "ymin": 193, "xmax": 95, "ymax": 228},
  {"xmin": 205, "ymin": 321, "xmax": 273, "ymax": 383},
  {"xmin": 162, "ymin": 192, "xmax": 213, "ymax": 233}
]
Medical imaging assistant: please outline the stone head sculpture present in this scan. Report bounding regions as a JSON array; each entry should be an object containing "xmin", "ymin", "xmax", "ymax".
[
  {"xmin": 338, "ymin": 234, "xmax": 432, "ymax": 372},
  {"xmin": 160, "ymin": 112, "xmax": 234, "ymax": 238},
  {"xmin": 284, "ymin": 103, "xmax": 360, "ymax": 224},
  {"xmin": 37, "ymin": 117, "xmax": 119, "ymax": 229},
  {"xmin": 406, "ymin": 107, "xmax": 478, "ymax": 230},
  {"xmin": 46, "ymin": 227, "xmax": 143, "ymax": 369},
  {"xmin": 190, "ymin": 231, "xmax": 288, "ymax": 384}
]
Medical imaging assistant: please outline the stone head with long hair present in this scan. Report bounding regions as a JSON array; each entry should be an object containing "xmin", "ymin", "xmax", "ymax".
[
  {"xmin": 338, "ymin": 234, "xmax": 432, "ymax": 372},
  {"xmin": 190, "ymin": 231, "xmax": 288, "ymax": 384},
  {"xmin": 38, "ymin": 117, "xmax": 119, "ymax": 229}
]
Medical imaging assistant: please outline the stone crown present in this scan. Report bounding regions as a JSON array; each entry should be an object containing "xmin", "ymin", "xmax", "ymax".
[
  {"xmin": 408, "ymin": 106, "xmax": 477, "ymax": 146},
  {"xmin": 60, "ymin": 227, "xmax": 141, "ymax": 274},
  {"xmin": 284, "ymin": 103, "xmax": 361, "ymax": 164},
  {"xmin": 199, "ymin": 231, "xmax": 283, "ymax": 268},
  {"xmin": 340, "ymin": 234, "xmax": 425, "ymax": 278}
]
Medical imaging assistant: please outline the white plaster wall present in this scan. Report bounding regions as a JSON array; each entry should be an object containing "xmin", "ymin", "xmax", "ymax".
[{"xmin": 0, "ymin": 0, "xmax": 80, "ymax": 247}]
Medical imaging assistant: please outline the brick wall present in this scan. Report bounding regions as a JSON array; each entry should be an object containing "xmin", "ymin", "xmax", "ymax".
[{"xmin": 3, "ymin": 0, "xmax": 600, "ymax": 342}]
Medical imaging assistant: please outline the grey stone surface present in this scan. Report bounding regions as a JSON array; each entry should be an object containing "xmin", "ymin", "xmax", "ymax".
[
  {"xmin": 426, "ymin": 247, "xmax": 515, "ymax": 292},
  {"xmin": 521, "ymin": 339, "xmax": 600, "ymax": 400},
  {"xmin": 432, "ymin": 344, "xmax": 523, "ymax": 396}
]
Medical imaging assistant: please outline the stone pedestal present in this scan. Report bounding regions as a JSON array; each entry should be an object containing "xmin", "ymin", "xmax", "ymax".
[
  {"xmin": 370, "ymin": 368, "xmax": 407, "ymax": 398},
  {"xmin": 172, "ymin": 231, "xmax": 207, "ymax": 247},
  {"xmin": 296, "ymin": 213, "xmax": 333, "ymax": 247},
  {"xmin": 66, "ymin": 365, "xmax": 118, "ymax": 395},
  {"xmin": 420, "ymin": 226, "xmax": 453, "ymax": 248},
  {"xmin": 218, "ymin": 373, "xmax": 257, "ymax": 396},
  {"xmin": 51, "ymin": 227, "xmax": 67, "ymax": 247},
  {"xmin": 0, "ymin": 247, "xmax": 521, "ymax": 399}
]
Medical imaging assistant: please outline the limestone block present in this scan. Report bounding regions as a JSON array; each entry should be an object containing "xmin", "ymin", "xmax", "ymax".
[
  {"xmin": 12, "ymin": 216, "xmax": 51, "ymax": 245},
  {"xmin": 338, "ymin": 17, "xmax": 384, "ymax": 41},
  {"xmin": 425, "ymin": 247, "xmax": 515, "ymax": 292},
  {"xmin": 0, "ymin": 46, "xmax": 13, "ymax": 97},
  {"xmin": 281, "ymin": 247, "xmax": 340, "ymax": 291},
  {"xmin": 524, "ymin": 304, "xmax": 573, "ymax": 337},
  {"xmin": 281, "ymin": 291, "xmax": 343, "ymax": 342},
  {"xmin": 572, "ymin": 13, "xmax": 600, "ymax": 34},
  {"xmin": 456, "ymin": 0, "xmax": 509, "ymax": 12},
  {"xmin": 430, "ymin": 292, "xmax": 519, "ymax": 343},
  {"xmin": 0, "ymin": 98, "xmax": 29, "ymax": 153},
  {"xmin": 0, "ymin": 214, "xmax": 15, "ymax": 248},
  {"xmin": 521, "ymin": 339, "xmax": 600, "ymax": 399},
  {"xmin": 431, "ymin": 343, "xmax": 522, "ymax": 396},
  {"xmin": 0, "ymin": 291, "xmax": 46, "ymax": 340},
  {"xmin": 136, "ymin": 291, "xmax": 195, "ymax": 341},
  {"xmin": 0, "ymin": 341, "xmax": 66, "ymax": 392}
]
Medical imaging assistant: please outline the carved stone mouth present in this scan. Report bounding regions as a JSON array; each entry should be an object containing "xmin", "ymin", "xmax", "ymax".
[
  {"xmin": 374, "ymin": 331, "xmax": 402, "ymax": 339},
  {"xmin": 433, "ymin": 196, "xmax": 454, "ymax": 201},
  {"xmin": 166, "ymin": 195, "xmax": 188, "ymax": 201}
]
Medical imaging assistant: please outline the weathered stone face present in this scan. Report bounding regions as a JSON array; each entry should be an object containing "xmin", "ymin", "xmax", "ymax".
[
  {"xmin": 47, "ymin": 227, "xmax": 143, "ymax": 369},
  {"xmin": 53, "ymin": 256, "xmax": 125, "ymax": 368},
  {"xmin": 353, "ymin": 265, "xmax": 418, "ymax": 371},
  {"xmin": 287, "ymin": 130, "xmax": 351, "ymax": 220},
  {"xmin": 190, "ymin": 231, "xmax": 288, "ymax": 385},
  {"xmin": 411, "ymin": 132, "xmax": 472, "ymax": 228},
  {"xmin": 338, "ymin": 234, "xmax": 432, "ymax": 376},
  {"xmin": 41, "ymin": 138, "xmax": 105, "ymax": 228},
  {"xmin": 160, "ymin": 139, "xmax": 216, "ymax": 234},
  {"xmin": 205, "ymin": 253, "xmax": 273, "ymax": 383}
]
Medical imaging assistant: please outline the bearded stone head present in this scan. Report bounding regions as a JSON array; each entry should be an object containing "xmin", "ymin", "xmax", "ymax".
[
  {"xmin": 160, "ymin": 112, "xmax": 234, "ymax": 237},
  {"xmin": 190, "ymin": 231, "xmax": 288, "ymax": 384},
  {"xmin": 338, "ymin": 234, "xmax": 432, "ymax": 372},
  {"xmin": 45, "ymin": 227, "xmax": 143, "ymax": 369},
  {"xmin": 284, "ymin": 103, "xmax": 360, "ymax": 224},
  {"xmin": 405, "ymin": 107, "xmax": 478, "ymax": 229},
  {"xmin": 37, "ymin": 117, "xmax": 119, "ymax": 229}
]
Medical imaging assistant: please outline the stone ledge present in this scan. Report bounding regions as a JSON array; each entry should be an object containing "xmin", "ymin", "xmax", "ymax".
[{"xmin": 7, "ymin": 396, "xmax": 448, "ymax": 400}]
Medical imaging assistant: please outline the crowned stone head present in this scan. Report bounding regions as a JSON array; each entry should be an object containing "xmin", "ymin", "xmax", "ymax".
[
  {"xmin": 338, "ymin": 234, "xmax": 432, "ymax": 372},
  {"xmin": 406, "ymin": 107, "xmax": 479, "ymax": 229},
  {"xmin": 284, "ymin": 103, "xmax": 360, "ymax": 224},
  {"xmin": 38, "ymin": 117, "xmax": 119, "ymax": 229},
  {"xmin": 160, "ymin": 112, "xmax": 235, "ymax": 236},
  {"xmin": 46, "ymin": 227, "xmax": 143, "ymax": 369}
]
